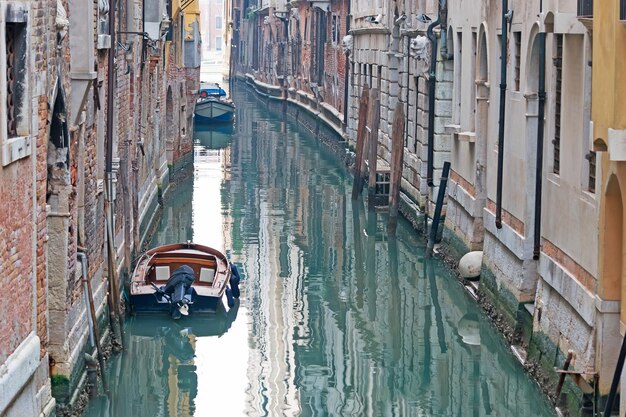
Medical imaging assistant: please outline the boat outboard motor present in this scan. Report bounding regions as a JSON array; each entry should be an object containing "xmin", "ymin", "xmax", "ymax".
[{"xmin": 160, "ymin": 265, "xmax": 195, "ymax": 319}]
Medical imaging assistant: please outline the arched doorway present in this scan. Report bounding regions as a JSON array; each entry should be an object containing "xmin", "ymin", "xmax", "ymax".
[
  {"xmin": 602, "ymin": 174, "xmax": 623, "ymax": 307},
  {"xmin": 474, "ymin": 26, "xmax": 489, "ymax": 213}
]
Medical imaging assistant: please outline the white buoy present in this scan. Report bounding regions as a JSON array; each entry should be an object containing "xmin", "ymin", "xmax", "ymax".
[{"xmin": 459, "ymin": 251, "xmax": 483, "ymax": 280}]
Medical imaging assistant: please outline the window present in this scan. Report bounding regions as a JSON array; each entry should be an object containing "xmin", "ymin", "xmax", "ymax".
[
  {"xmin": 331, "ymin": 14, "xmax": 340, "ymax": 45},
  {"xmin": 2, "ymin": 10, "xmax": 31, "ymax": 166},
  {"xmin": 621, "ymin": 0, "xmax": 626, "ymax": 20},
  {"xmin": 553, "ymin": 34, "xmax": 563, "ymax": 175},
  {"xmin": 577, "ymin": 0, "xmax": 593, "ymax": 17},
  {"xmin": 587, "ymin": 151, "xmax": 596, "ymax": 193},
  {"xmin": 470, "ymin": 31, "xmax": 477, "ymax": 131},
  {"xmin": 375, "ymin": 172, "xmax": 391, "ymax": 195},
  {"xmin": 216, "ymin": 16, "xmax": 222, "ymax": 29},
  {"xmin": 513, "ymin": 31, "xmax": 521, "ymax": 91},
  {"xmin": 456, "ymin": 31, "xmax": 462, "ymax": 124},
  {"xmin": 216, "ymin": 36, "xmax": 222, "ymax": 51}
]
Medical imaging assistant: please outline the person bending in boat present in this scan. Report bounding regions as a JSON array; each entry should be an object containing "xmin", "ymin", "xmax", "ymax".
[{"xmin": 155, "ymin": 265, "xmax": 195, "ymax": 319}]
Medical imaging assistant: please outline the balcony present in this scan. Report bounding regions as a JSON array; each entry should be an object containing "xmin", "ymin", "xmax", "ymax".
[{"xmin": 577, "ymin": 0, "xmax": 593, "ymax": 17}]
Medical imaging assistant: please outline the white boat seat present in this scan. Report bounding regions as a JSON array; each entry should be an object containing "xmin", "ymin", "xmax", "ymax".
[
  {"xmin": 199, "ymin": 267, "xmax": 215, "ymax": 284},
  {"xmin": 155, "ymin": 266, "xmax": 170, "ymax": 281}
]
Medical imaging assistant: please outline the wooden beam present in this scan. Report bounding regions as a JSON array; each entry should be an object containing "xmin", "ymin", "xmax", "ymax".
[
  {"xmin": 388, "ymin": 102, "xmax": 406, "ymax": 235},
  {"xmin": 367, "ymin": 88, "xmax": 381, "ymax": 209},
  {"xmin": 351, "ymin": 84, "xmax": 370, "ymax": 200}
]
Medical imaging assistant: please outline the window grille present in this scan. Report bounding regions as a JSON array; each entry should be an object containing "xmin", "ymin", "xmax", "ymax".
[
  {"xmin": 586, "ymin": 151, "xmax": 596, "ymax": 193},
  {"xmin": 6, "ymin": 23, "xmax": 17, "ymax": 137},
  {"xmin": 577, "ymin": 0, "xmax": 593, "ymax": 17},
  {"xmin": 513, "ymin": 31, "xmax": 521, "ymax": 91},
  {"xmin": 375, "ymin": 172, "xmax": 390, "ymax": 195},
  {"xmin": 553, "ymin": 34, "xmax": 563, "ymax": 175}
]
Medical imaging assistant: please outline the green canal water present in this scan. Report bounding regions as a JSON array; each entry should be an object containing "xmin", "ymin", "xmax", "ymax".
[{"xmin": 84, "ymin": 86, "xmax": 556, "ymax": 417}]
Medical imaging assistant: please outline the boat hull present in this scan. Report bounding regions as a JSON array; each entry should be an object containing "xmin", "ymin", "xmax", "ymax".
[
  {"xmin": 128, "ymin": 242, "xmax": 236, "ymax": 318},
  {"xmin": 194, "ymin": 99, "xmax": 235, "ymax": 123},
  {"xmin": 130, "ymin": 291, "xmax": 224, "ymax": 315}
]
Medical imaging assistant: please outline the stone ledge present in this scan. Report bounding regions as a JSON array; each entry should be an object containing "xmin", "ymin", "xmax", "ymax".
[
  {"xmin": 0, "ymin": 333, "xmax": 40, "ymax": 415},
  {"xmin": 448, "ymin": 178, "xmax": 481, "ymax": 217},
  {"xmin": 483, "ymin": 207, "xmax": 528, "ymax": 261},
  {"xmin": 539, "ymin": 253, "xmax": 596, "ymax": 326}
]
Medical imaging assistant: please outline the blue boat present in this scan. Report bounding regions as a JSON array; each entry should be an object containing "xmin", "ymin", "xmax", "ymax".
[
  {"xmin": 195, "ymin": 83, "xmax": 235, "ymax": 123},
  {"xmin": 129, "ymin": 242, "xmax": 241, "ymax": 318}
]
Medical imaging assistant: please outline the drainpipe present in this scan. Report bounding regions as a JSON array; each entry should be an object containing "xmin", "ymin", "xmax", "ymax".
[
  {"xmin": 426, "ymin": 14, "xmax": 441, "ymax": 187},
  {"xmin": 439, "ymin": 0, "xmax": 453, "ymax": 60},
  {"xmin": 495, "ymin": 0, "xmax": 510, "ymax": 229},
  {"xmin": 106, "ymin": 0, "xmax": 116, "ymax": 182},
  {"xmin": 440, "ymin": 30, "xmax": 453, "ymax": 60},
  {"xmin": 533, "ymin": 32, "xmax": 546, "ymax": 259},
  {"xmin": 343, "ymin": 0, "xmax": 351, "ymax": 127},
  {"xmin": 404, "ymin": 32, "xmax": 410, "ymax": 147}
]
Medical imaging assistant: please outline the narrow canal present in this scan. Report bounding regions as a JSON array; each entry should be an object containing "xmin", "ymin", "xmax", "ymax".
[{"xmin": 85, "ymin": 85, "xmax": 556, "ymax": 416}]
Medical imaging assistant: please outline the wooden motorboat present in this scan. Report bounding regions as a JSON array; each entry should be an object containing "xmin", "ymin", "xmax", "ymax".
[
  {"xmin": 194, "ymin": 83, "xmax": 235, "ymax": 123},
  {"xmin": 129, "ymin": 242, "xmax": 241, "ymax": 318},
  {"xmin": 194, "ymin": 97, "xmax": 235, "ymax": 123}
]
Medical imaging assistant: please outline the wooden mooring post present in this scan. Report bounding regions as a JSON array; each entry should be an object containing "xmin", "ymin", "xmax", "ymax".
[
  {"xmin": 351, "ymin": 84, "xmax": 370, "ymax": 200},
  {"xmin": 426, "ymin": 161, "xmax": 451, "ymax": 257},
  {"xmin": 367, "ymin": 89, "xmax": 381, "ymax": 210},
  {"xmin": 388, "ymin": 102, "xmax": 406, "ymax": 235}
]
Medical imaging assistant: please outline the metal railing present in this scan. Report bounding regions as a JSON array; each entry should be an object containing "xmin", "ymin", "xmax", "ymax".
[{"xmin": 577, "ymin": 0, "xmax": 593, "ymax": 17}]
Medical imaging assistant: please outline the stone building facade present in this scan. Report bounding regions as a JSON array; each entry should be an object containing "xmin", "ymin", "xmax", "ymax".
[
  {"xmin": 232, "ymin": 0, "xmax": 626, "ymax": 414},
  {"xmin": 0, "ymin": 0, "xmax": 57, "ymax": 414},
  {"xmin": 0, "ymin": 0, "xmax": 199, "ymax": 414}
]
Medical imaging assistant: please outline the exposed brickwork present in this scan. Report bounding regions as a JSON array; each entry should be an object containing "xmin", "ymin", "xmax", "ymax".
[
  {"xmin": 450, "ymin": 169, "xmax": 476, "ymax": 198},
  {"xmin": 486, "ymin": 199, "xmax": 525, "ymax": 235},
  {"xmin": 541, "ymin": 239, "xmax": 596, "ymax": 294}
]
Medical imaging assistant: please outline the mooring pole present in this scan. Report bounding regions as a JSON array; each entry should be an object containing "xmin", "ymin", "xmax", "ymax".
[
  {"xmin": 352, "ymin": 84, "xmax": 370, "ymax": 200},
  {"xmin": 603, "ymin": 332, "xmax": 626, "ymax": 416},
  {"xmin": 388, "ymin": 102, "xmax": 406, "ymax": 235},
  {"xmin": 366, "ymin": 88, "xmax": 381, "ymax": 209},
  {"xmin": 554, "ymin": 350, "xmax": 574, "ymax": 403},
  {"xmin": 426, "ymin": 161, "xmax": 451, "ymax": 257}
]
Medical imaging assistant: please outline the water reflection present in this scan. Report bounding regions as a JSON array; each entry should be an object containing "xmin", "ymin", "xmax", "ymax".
[
  {"xmin": 85, "ymin": 86, "xmax": 555, "ymax": 417},
  {"xmin": 84, "ymin": 304, "xmax": 239, "ymax": 417},
  {"xmin": 226, "ymin": 87, "xmax": 555, "ymax": 417},
  {"xmin": 195, "ymin": 122, "xmax": 234, "ymax": 150}
]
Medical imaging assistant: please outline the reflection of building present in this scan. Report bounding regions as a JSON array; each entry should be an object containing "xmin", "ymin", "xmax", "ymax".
[
  {"xmin": 108, "ymin": 320, "xmax": 200, "ymax": 417},
  {"xmin": 227, "ymin": 91, "xmax": 553, "ymax": 416}
]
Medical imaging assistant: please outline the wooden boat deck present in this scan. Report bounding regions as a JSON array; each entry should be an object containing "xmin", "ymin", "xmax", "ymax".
[{"xmin": 131, "ymin": 244, "xmax": 231, "ymax": 298}]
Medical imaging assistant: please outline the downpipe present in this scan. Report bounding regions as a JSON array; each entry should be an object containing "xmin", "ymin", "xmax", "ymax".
[
  {"xmin": 343, "ymin": 0, "xmax": 351, "ymax": 127},
  {"xmin": 439, "ymin": 0, "xmax": 453, "ymax": 61},
  {"xmin": 495, "ymin": 0, "xmax": 511, "ymax": 229},
  {"xmin": 533, "ymin": 32, "xmax": 546, "ymax": 259},
  {"xmin": 426, "ymin": 15, "xmax": 440, "ymax": 187}
]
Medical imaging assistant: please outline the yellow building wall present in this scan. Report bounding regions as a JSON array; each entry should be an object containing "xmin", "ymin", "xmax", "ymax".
[
  {"xmin": 165, "ymin": 0, "xmax": 200, "ymax": 67},
  {"xmin": 593, "ymin": 0, "xmax": 626, "ymax": 322}
]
